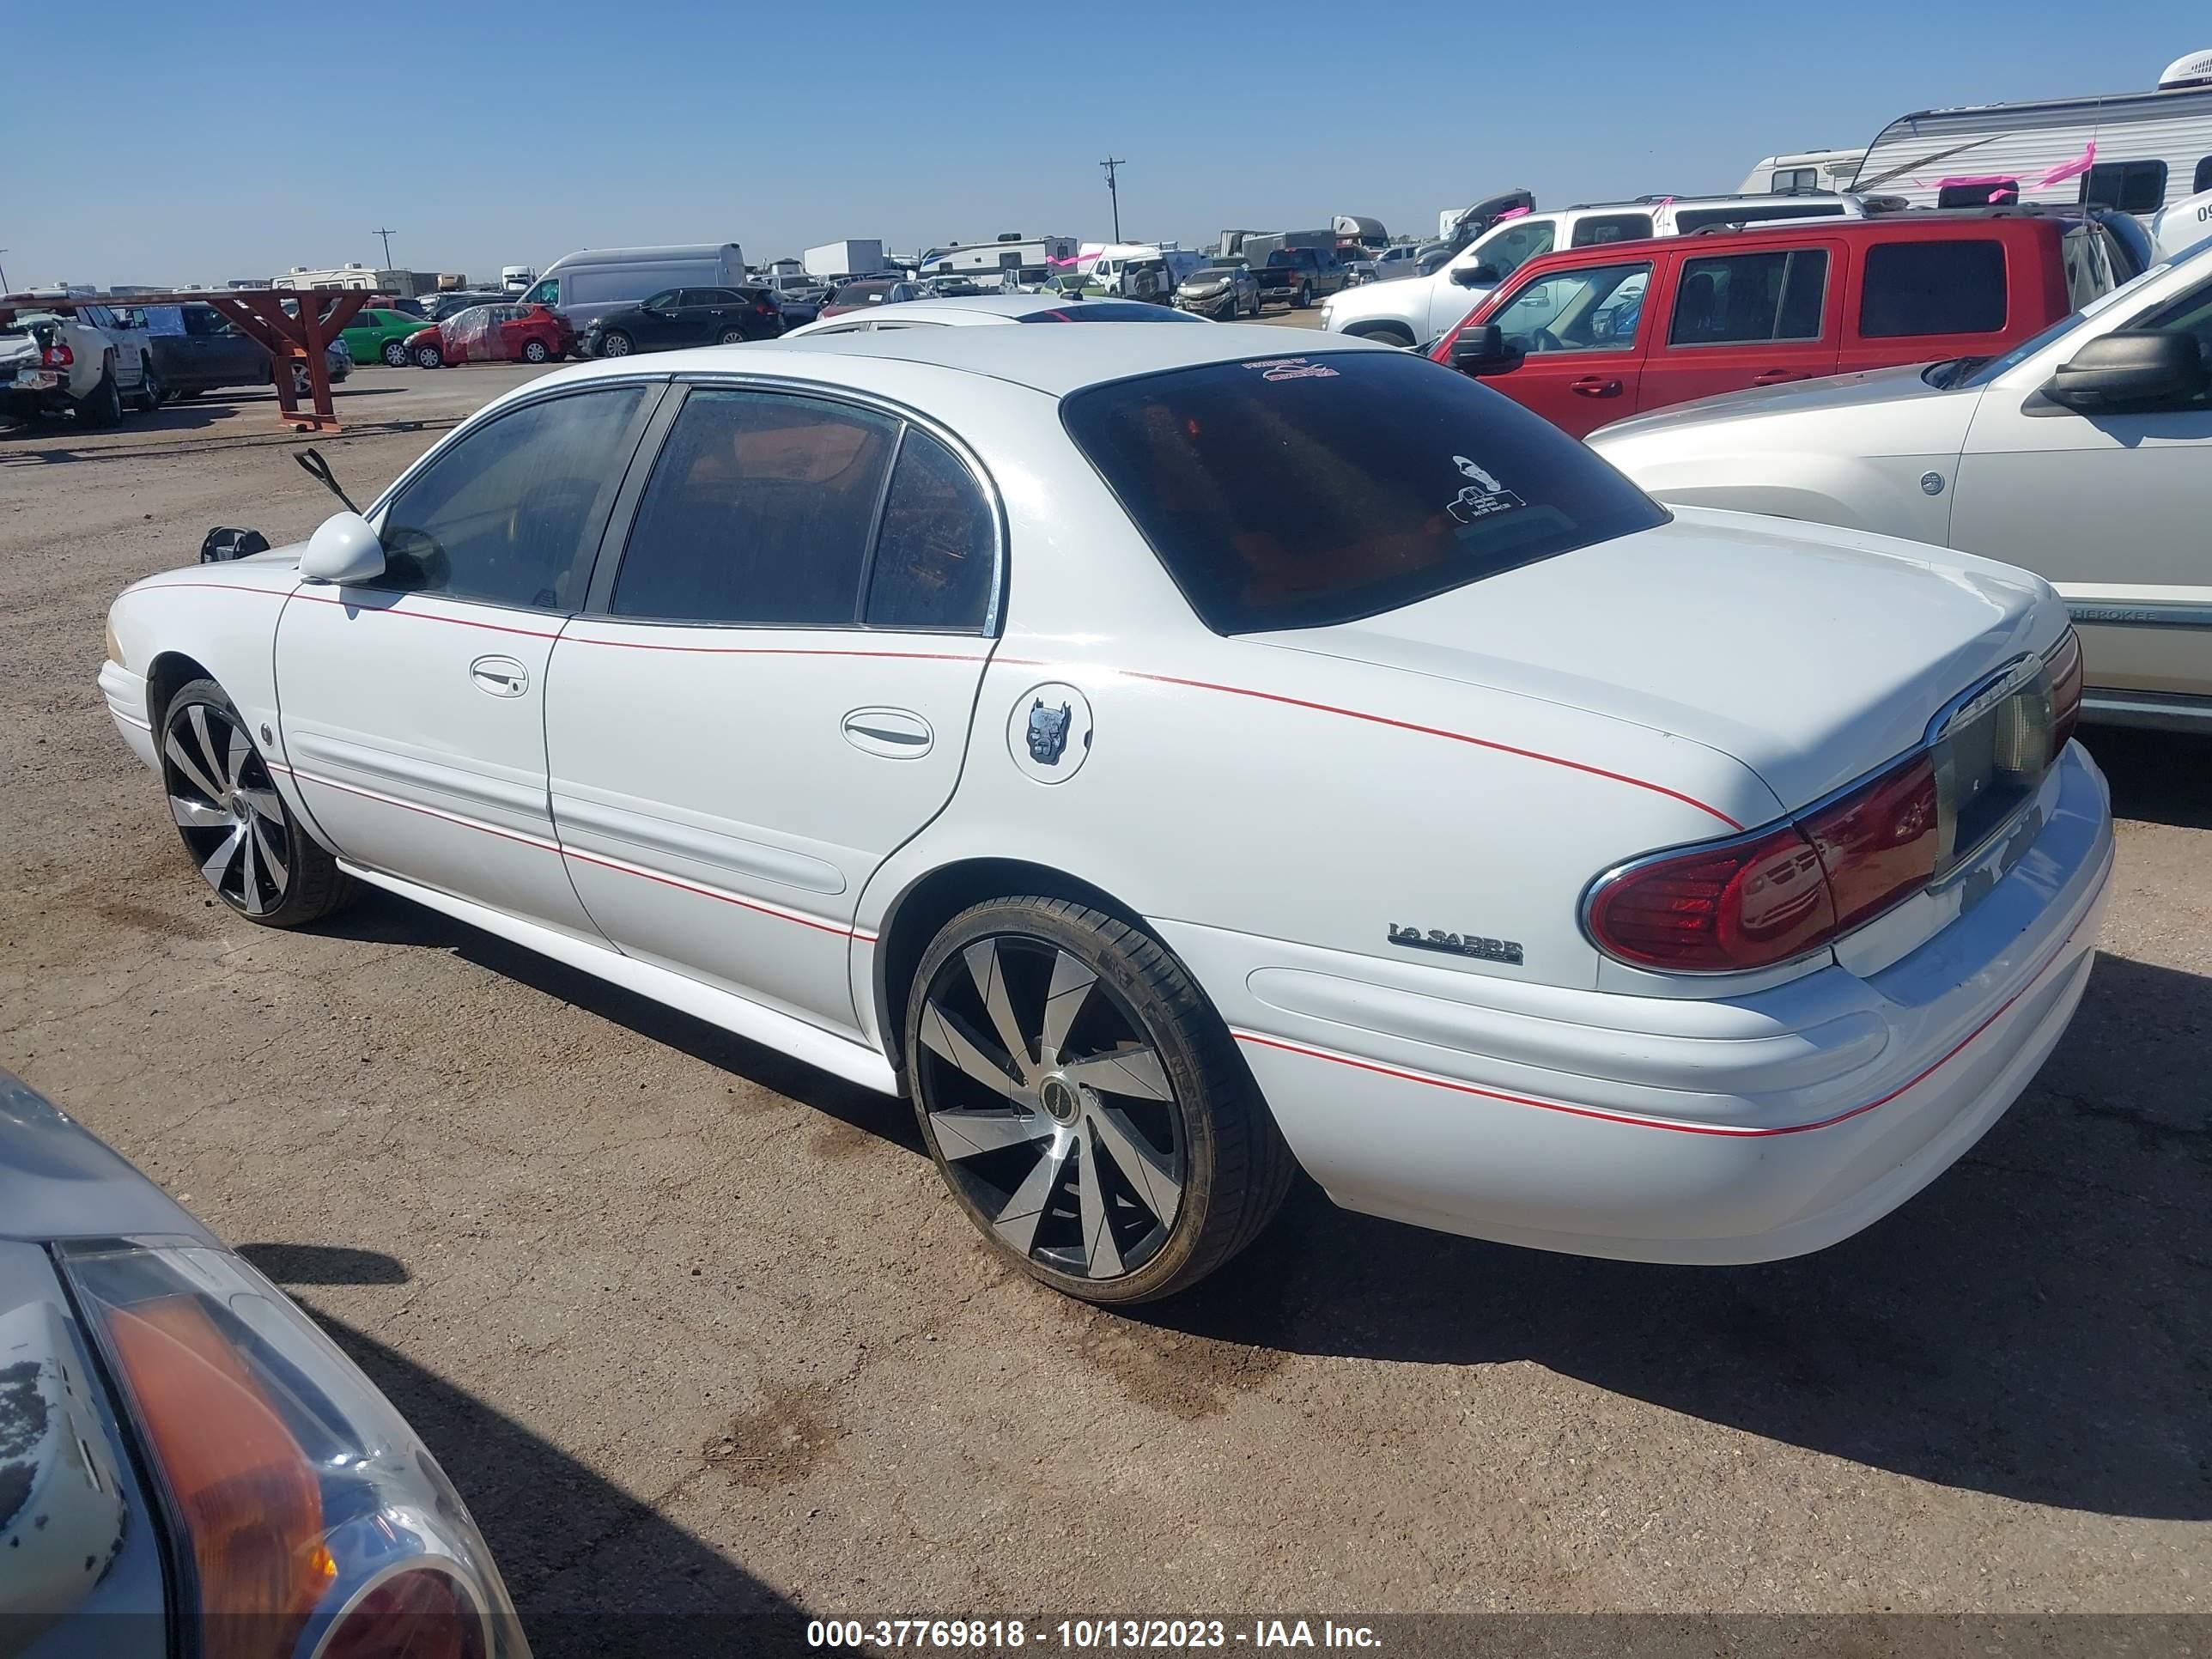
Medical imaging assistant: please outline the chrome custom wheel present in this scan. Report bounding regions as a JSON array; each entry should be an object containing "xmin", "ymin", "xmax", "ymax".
[
  {"xmin": 906, "ymin": 897, "xmax": 1294, "ymax": 1303},
  {"xmin": 162, "ymin": 698, "xmax": 291, "ymax": 916},
  {"xmin": 158, "ymin": 679, "xmax": 353, "ymax": 928}
]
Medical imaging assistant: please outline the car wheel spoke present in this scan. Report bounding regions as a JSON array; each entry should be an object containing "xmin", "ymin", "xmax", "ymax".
[
  {"xmin": 1076, "ymin": 1127, "xmax": 1126, "ymax": 1279},
  {"xmin": 169, "ymin": 794, "xmax": 231, "ymax": 830},
  {"xmin": 1085, "ymin": 1097, "xmax": 1182, "ymax": 1226},
  {"xmin": 991, "ymin": 1139, "xmax": 1071, "ymax": 1256},
  {"xmin": 1058, "ymin": 1045, "xmax": 1172, "ymax": 1101},
  {"xmin": 919, "ymin": 1000, "xmax": 1026, "ymax": 1101},
  {"xmin": 200, "ymin": 824, "xmax": 245, "ymax": 892},
  {"xmin": 963, "ymin": 939, "xmax": 1038, "ymax": 1085},
  {"xmin": 165, "ymin": 727, "xmax": 224, "ymax": 803},
  {"xmin": 250, "ymin": 814, "xmax": 288, "ymax": 891},
  {"xmin": 929, "ymin": 1106, "xmax": 1050, "ymax": 1160},
  {"xmin": 236, "ymin": 820, "xmax": 265, "ymax": 914},
  {"xmin": 1036, "ymin": 951, "xmax": 1097, "ymax": 1070},
  {"xmin": 239, "ymin": 784, "xmax": 285, "ymax": 821},
  {"xmin": 223, "ymin": 720, "xmax": 255, "ymax": 789}
]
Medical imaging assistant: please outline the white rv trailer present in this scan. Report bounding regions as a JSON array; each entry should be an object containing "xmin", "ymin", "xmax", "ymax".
[
  {"xmin": 916, "ymin": 235, "xmax": 1079, "ymax": 283},
  {"xmin": 1740, "ymin": 148, "xmax": 1868, "ymax": 195},
  {"xmin": 1851, "ymin": 51, "xmax": 2212, "ymax": 219}
]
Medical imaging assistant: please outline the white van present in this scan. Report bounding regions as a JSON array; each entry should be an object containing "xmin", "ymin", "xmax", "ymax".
[{"xmin": 519, "ymin": 243, "xmax": 746, "ymax": 335}]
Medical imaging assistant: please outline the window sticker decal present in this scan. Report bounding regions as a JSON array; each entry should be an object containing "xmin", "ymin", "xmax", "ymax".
[
  {"xmin": 1448, "ymin": 453, "xmax": 1526, "ymax": 524},
  {"xmin": 1240, "ymin": 356, "xmax": 1340, "ymax": 382}
]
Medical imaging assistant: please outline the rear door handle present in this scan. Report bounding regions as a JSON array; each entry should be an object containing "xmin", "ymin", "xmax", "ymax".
[
  {"xmin": 842, "ymin": 707, "xmax": 934, "ymax": 758},
  {"xmin": 470, "ymin": 655, "xmax": 529, "ymax": 697},
  {"xmin": 1570, "ymin": 377, "xmax": 1623, "ymax": 398}
]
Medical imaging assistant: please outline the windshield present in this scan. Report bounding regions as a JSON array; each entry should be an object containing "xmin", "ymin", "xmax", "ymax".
[
  {"xmin": 1954, "ymin": 250, "xmax": 2183, "ymax": 389},
  {"xmin": 1061, "ymin": 350, "xmax": 1668, "ymax": 635}
]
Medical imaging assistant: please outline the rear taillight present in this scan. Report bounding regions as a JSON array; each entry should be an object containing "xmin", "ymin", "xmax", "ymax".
[
  {"xmin": 2046, "ymin": 627, "xmax": 2082, "ymax": 757},
  {"xmin": 1802, "ymin": 751, "xmax": 1940, "ymax": 934},
  {"xmin": 1586, "ymin": 823, "xmax": 1834, "ymax": 972},
  {"xmin": 1588, "ymin": 750, "xmax": 1944, "ymax": 974},
  {"xmin": 43, "ymin": 342, "xmax": 73, "ymax": 368},
  {"xmin": 1589, "ymin": 635, "xmax": 2078, "ymax": 975}
]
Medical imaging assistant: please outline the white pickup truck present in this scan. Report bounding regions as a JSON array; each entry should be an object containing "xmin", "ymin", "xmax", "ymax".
[
  {"xmin": 0, "ymin": 302, "xmax": 162, "ymax": 425},
  {"xmin": 1320, "ymin": 192, "xmax": 1877, "ymax": 347}
]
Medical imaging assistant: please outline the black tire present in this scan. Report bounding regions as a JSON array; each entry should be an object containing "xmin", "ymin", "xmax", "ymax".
[
  {"xmin": 521, "ymin": 337, "xmax": 550, "ymax": 363},
  {"xmin": 1347, "ymin": 322, "xmax": 1418, "ymax": 349},
  {"xmin": 170, "ymin": 387, "xmax": 203, "ymax": 402},
  {"xmin": 414, "ymin": 343, "xmax": 443, "ymax": 368},
  {"xmin": 905, "ymin": 896, "xmax": 1296, "ymax": 1304},
  {"xmin": 381, "ymin": 339, "xmax": 409, "ymax": 368},
  {"xmin": 136, "ymin": 356, "xmax": 166, "ymax": 413},
  {"xmin": 76, "ymin": 362, "xmax": 123, "ymax": 427},
  {"xmin": 1296, "ymin": 281, "xmax": 1314, "ymax": 309},
  {"xmin": 599, "ymin": 330, "xmax": 634, "ymax": 358},
  {"xmin": 716, "ymin": 326, "xmax": 747, "ymax": 345},
  {"xmin": 159, "ymin": 678, "xmax": 354, "ymax": 928}
]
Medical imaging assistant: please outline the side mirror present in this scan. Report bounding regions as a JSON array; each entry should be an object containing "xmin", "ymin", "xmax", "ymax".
[
  {"xmin": 1448, "ymin": 324, "xmax": 1522, "ymax": 376},
  {"xmin": 299, "ymin": 511, "xmax": 386, "ymax": 585},
  {"xmin": 1450, "ymin": 264, "xmax": 1501, "ymax": 289},
  {"xmin": 2044, "ymin": 330, "xmax": 2208, "ymax": 411}
]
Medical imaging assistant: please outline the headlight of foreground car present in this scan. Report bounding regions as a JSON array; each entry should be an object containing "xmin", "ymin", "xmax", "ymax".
[{"xmin": 59, "ymin": 1241, "xmax": 532, "ymax": 1659}]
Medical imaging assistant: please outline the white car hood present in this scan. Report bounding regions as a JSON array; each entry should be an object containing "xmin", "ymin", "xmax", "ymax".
[{"xmin": 1250, "ymin": 508, "xmax": 2051, "ymax": 811}]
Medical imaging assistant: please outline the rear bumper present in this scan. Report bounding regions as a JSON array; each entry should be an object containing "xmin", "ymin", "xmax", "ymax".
[{"xmin": 1164, "ymin": 743, "xmax": 2114, "ymax": 1264}]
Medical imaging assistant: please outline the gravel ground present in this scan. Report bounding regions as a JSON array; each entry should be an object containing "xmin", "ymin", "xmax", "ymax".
[{"xmin": 1, "ymin": 363, "xmax": 2205, "ymax": 1652}]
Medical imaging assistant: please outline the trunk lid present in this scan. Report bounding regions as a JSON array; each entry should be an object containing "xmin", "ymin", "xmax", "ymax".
[{"xmin": 1247, "ymin": 507, "xmax": 2050, "ymax": 812}]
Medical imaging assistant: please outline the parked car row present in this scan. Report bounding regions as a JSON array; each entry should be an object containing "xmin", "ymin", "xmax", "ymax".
[{"xmin": 0, "ymin": 302, "xmax": 162, "ymax": 425}]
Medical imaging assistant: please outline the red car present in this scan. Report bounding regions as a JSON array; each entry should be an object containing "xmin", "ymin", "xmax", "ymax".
[
  {"xmin": 402, "ymin": 301, "xmax": 574, "ymax": 368},
  {"xmin": 1431, "ymin": 210, "xmax": 2133, "ymax": 436}
]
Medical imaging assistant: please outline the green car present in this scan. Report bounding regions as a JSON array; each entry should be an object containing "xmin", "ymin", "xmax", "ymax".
[{"xmin": 340, "ymin": 308, "xmax": 427, "ymax": 368}]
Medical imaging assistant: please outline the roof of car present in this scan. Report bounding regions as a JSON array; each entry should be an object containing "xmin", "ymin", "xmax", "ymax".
[
  {"xmin": 548, "ymin": 320, "xmax": 1395, "ymax": 398},
  {"xmin": 1499, "ymin": 208, "xmax": 2071, "ymax": 272},
  {"xmin": 793, "ymin": 295, "xmax": 1203, "ymax": 333}
]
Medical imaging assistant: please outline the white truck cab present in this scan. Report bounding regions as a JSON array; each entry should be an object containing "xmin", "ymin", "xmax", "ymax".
[{"xmin": 1322, "ymin": 193, "xmax": 1875, "ymax": 347}]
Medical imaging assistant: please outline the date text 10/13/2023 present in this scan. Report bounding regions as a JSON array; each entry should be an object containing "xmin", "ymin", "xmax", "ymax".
[{"xmin": 807, "ymin": 1620, "xmax": 1383, "ymax": 1650}]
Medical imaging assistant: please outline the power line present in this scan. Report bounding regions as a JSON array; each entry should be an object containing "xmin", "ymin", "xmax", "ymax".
[
  {"xmin": 373, "ymin": 227, "xmax": 397, "ymax": 269},
  {"xmin": 1098, "ymin": 158, "xmax": 1126, "ymax": 244}
]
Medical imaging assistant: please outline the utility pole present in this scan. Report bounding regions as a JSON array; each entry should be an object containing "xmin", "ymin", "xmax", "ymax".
[
  {"xmin": 0, "ymin": 251, "xmax": 10, "ymax": 295},
  {"xmin": 373, "ymin": 227, "xmax": 397, "ymax": 269},
  {"xmin": 1098, "ymin": 158, "xmax": 1126, "ymax": 243}
]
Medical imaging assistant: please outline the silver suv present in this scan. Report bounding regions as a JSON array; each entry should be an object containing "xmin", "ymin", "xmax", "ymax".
[
  {"xmin": 0, "ymin": 301, "xmax": 161, "ymax": 425},
  {"xmin": 1590, "ymin": 234, "xmax": 2212, "ymax": 732}
]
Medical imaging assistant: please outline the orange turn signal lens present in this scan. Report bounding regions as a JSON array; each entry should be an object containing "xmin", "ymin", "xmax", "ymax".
[{"xmin": 103, "ymin": 1293, "xmax": 336, "ymax": 1658}]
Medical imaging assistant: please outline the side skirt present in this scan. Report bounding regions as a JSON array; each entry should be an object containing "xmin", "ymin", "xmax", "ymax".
[{"xmin": 337, "ymin": 860, "xmax": 902, "ymax": 1096}]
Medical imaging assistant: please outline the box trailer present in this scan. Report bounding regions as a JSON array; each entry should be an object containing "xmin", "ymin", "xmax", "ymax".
[{"xmin": 804, "ymin": 240, "xmax": 886, "ymax": 281}]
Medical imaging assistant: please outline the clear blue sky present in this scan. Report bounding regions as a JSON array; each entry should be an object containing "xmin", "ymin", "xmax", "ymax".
[{"xmin": 7, "ymin": 3, "xmax": 2206, "ymax": 289}]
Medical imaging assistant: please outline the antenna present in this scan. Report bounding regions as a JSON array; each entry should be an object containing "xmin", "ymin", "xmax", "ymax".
[
  {"xmin": 373, "ymin": 227, "xmax": 397, "ymax": 269},
  {"xmin": 1099, "ymin": 157, "xmax": 1127, "ymax": 244}
]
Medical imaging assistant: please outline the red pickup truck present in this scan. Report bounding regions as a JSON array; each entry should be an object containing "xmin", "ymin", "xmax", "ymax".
[{"xmin": 1431, "ymin": 210, "xmax": 2136, "ymax": 435}]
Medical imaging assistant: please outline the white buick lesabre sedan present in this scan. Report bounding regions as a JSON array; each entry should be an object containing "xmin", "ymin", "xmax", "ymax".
[{"xmin": 100, "ymin": 325, "xmax": 2113, "ymax": 1304}]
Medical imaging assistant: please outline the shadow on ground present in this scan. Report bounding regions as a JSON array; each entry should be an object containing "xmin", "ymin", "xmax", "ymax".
[
  {"xmin": 251, "ymin": 1244, "xmax": 816, "ymax": 1656},
  {"xmin": 300, "ymin": 728, "xmax": 2209, "ymax": 1526},
  {"xmin": 2082, "ymin": 724, "xmax": 2212, "ymax": 830}
]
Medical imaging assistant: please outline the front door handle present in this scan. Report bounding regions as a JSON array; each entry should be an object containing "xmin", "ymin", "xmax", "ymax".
[
  {"xmin": 470, "ymin": 655, "xmax": 529, "ymax": 697},
  {"xmin": 1569, "ymin": 376, "xmax": 1623, "ymax": 398},
  {"xmin": 842, "ymin": 707, "xmax": 933, "ymax": 758},
  {"xmin": 1753, "ymin": 368, "xmax": 1802, "ymax": 385}
]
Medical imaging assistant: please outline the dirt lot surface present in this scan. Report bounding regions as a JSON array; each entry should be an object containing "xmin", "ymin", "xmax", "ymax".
[{"xmin": 1, "ymin": 364, "xmax": 2206, "ymax": 1652}]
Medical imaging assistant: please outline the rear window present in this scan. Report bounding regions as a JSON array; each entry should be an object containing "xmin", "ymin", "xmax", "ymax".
[
  {"xmin": 1015, "ymin": 302, "xmax": 1200, "ymax": 322},
  {"xmin": 1860, "ymin": 240, "xmax": 2007, "ymax": 337},
  {"xmin": 1060, "ymin": 351, "xmax": 1668, "ymax": 635}
]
